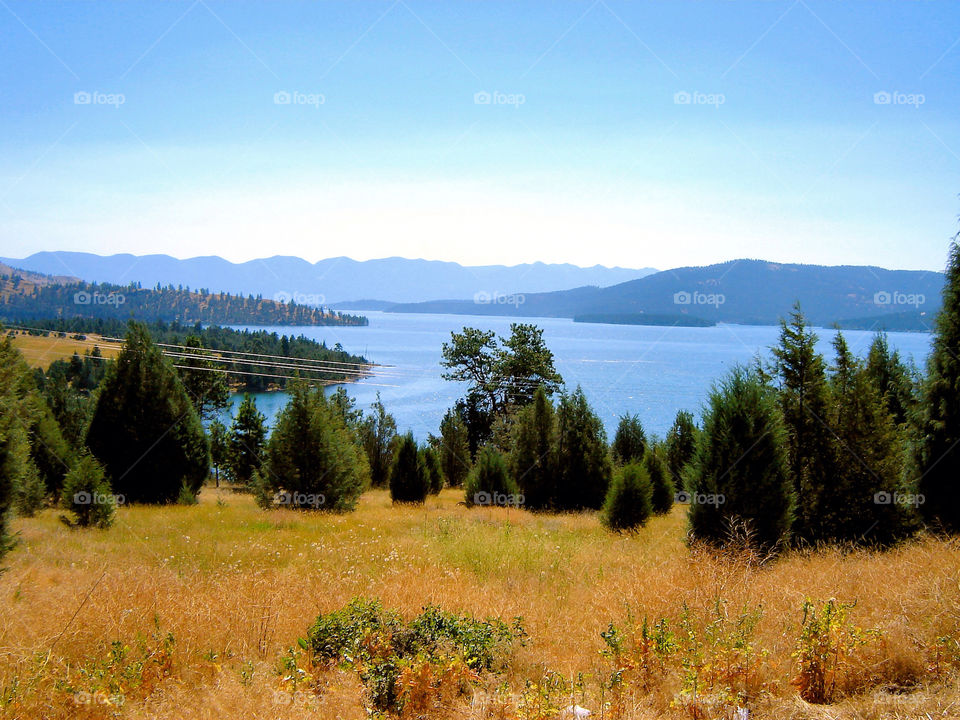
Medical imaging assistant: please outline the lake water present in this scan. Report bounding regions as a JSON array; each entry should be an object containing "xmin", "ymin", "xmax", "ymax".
[{"xmin": 225, "ymin": 311, "xmax": 934, "ymax": 441}]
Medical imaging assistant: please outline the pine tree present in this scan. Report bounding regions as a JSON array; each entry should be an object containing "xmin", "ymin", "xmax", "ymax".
[
  {"xmin": 509, "ymin": 387, "xmax": 557, "ymax": 510},
  {"xmin": 227, "ymin": 394, "xmax": 267, "ymax": 486},
  {"xmin": 86, "ymin": 322, "xmax": 209, "ymax": 504},
  {"xmin": 826, "ymin": 331, "xmax": 912, "ymax": 544},
  {"xmin": 665, "ymin": 410, "xmax": 697, "ymax": 489},
  {"xmin": 178, "ymin": 335, "xmax": 230, "ymax": 421},
  {"xmin": 261, "ymin": 382, "xmax": 369, "ymax": 511},
  {"xmin": 556, "ymin": 387, "xmax": 612, "ymax": 510},
  {"xmin": 865, "ymin": 332, "xmax": 916, "ymax": 429},
  {"xmin": 465, "ymin": 445, "xmax": 517, "ymax": 506},
  {"xmin": 602, "ymin": 462, "xmax": 652, "ymax": 531},
  {"xmin": 358, "ymin": 393, "xmax": 399, "ymax": 487},
  {"xmin": 914, "ymin": 239, "xmax": 960, "ymax": 530},
  {"xmin": 60, "ymin": 454, "xmax": 114, "ymax": 528},
  {"xmin": 208, "ymin": 419, "xmax": 228, "ymax": 487},
  {"xmin": 438, "ymin": 409, "xmax": 471, "ymax": 487},
  {"xmin": 612, "ymin": 414, "xmax": 646, "ymax": 465},
  {"xmin": 420, "ymin": 446, "xmax": 444, "ymax": 494},
  {"xmin": 645, "ymin": 447, "xmax": 675, "ymax": 515},
  {"xmin": 390, "ymin": 433, "xmax": 428, "ymax": 504},
  {"xmin": 771, "ymin": 304, "xmax": 837, "ymax": 544},
  {"xmin": 687, "ymin": 368, "xmax": 794, "ymax": 552}
]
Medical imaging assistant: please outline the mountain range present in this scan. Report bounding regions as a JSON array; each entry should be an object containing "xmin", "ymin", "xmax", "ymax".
[
  {"xmin": 378, "ymin": 259, "xmax": 946, "ymax": 328},
  {"xmin": 1, "ymin": 252, "xmax": 657, "ymax": 305}
]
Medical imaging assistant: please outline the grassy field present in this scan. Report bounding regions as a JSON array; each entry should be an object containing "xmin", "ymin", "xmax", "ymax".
[
  {"xmin": 2, "ymin": 488, "xmax": 960, "ymax": 719},
  {"xmin": 4, "ymin": 331, "xmax": 120, "ymax": 369}
]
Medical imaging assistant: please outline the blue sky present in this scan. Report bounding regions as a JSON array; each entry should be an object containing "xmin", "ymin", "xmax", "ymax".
[{"xmin": 1, "ymin": 1, "xmax": 958, "ymax": 271}]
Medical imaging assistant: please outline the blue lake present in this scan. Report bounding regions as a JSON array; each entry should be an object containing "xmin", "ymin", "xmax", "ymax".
[{"xmin": 225, "ymin": 311, "xmax": 934, "ymax": 441}]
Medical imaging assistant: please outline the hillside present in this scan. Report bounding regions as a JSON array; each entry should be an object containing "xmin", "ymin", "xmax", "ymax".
[
  {"xmin": 0, "ymin": 269, "xmax": 367, "ymax": 326},
  {"xmin": 383, "ymin": 259, "xmax": 946, "ymax": 327},
  {"xmin": 1, "ymin": 252, "xmax": 657, "ymax": 304}
]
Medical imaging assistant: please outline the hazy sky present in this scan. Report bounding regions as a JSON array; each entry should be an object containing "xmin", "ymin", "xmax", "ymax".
[{"xmin": 1, "ymin": 1, "xmax": 959, "ymax": 271}]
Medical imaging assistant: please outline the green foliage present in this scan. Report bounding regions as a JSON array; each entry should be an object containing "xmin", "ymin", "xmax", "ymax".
[
  {"xmin": 687, "ymin": 367, "xmax": 794, "ymax": 552},
  {"xmin": 178, "ymin": 336, "xmax": 230, "ymax": 421},
  {"xmin": 465, "ymin": 445, "xmax": 517, "ymax": 506},
  {"xmin": 438, "ymin": 409, "xmax": 471, "ymax": 487},
  {"xmin": 509, "ymin": 387, "xmax": 557, "ymax": 510},
  {"xmin": 357, "ymin": 393, "xmax": 398, "ymax": 487},
  {"xmin": 602, "ymin": 462, "xmax": 652, "ymax": 531},
  {"xmin": 556, "ymin": 386, "xmax": 611, "ymax": 510},
  {"xmin": 226, "ymin": 395, "xmax": 267, "ymax": 486},
  {"xmin": 260, "ymin": 381, "xmax": 369, "ymax": 512},
  {"xmin": 772, "ymin": 305, "xmax": 838, "ymax": 544},
  {"xmin": 305, "ymin": 598, "xmax": 525, "ymax": 713},
  {"xmin": 207, "ymin": 419, "xmax": 228, "ymax": 486},
  {"xmin": 645, "ymin": 447, "xmax": 674, "ymax": 515},
  {"xmin": 419, "ymin": 446, "xmax": 444, "ymax": 494},
  {"xmin": 86, "ymin": 322, "xmax": 209, "ymax": 504},
  {"xmin": 665, "ymin": 410, "xmax": 698, "ymax": 489},
  {"xmin": 914, "ymin": 239, "xmax": 960, "ymax": 531},
  {"xmin": 12, "ymin": 462, "xmax": 45, "ymax": 517},
  {"xmin": 865, "ymin": 332, "xmax": 916, "ymax": 428},
  {"xmin": 611, "ymin": 414, "xmax": 646, "ymax": 465},
  {"xmin": 27, "ymin": 404, "xmax": 72, "ymax": 496},
  {"xmin": 390, "ymin": 433, "xmax": 429, "ymax": 504},
  {"xmin": 60, "ymin": 455, "xmax": 114, "ymax": 528}
]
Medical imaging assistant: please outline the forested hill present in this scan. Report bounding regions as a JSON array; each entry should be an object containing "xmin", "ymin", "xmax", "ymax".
[{"xmin": 0, "ymin": 271, "xmax": 367, "ymax": 326}]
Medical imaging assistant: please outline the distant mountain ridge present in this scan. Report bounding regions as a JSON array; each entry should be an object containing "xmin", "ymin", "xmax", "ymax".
[
  {"xmin": 381, "ymin": 259, "xmax": 946, "ymax": 328},
  {"xmin": 2, "ymin": 252, "xmax": 658, "ymax": 305}
]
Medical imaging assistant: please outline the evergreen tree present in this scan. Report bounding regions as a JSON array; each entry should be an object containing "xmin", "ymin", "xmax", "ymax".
[
  {"xmin": 60, "ymin": 454, "xmax": 114, "ymax": 528},
  {"xmin": 465, "ymin": 445, "xmax": 517, "ymax": 506},
  {"xmin": 602, "ymin": 462, "xmax": 652, "ymax": 531},
  {"xmin": 687, "ymin": 368, "xmax": 794, "ymax": 552},
  {"xmin": 438, "ymin": 409, "xmax": 471, "ymax": 487},
  {"xmin": 85, "ymin": 322, "xmax": 209, "ymax": 504},
  {"xmin": 611, "ymin": 414, "xmax": 646, "ymax": 465},
  {"xmin": 358, "ymin": 393, "xmax": 399, "ymax": 487},
  {"xmin": 555, "ymin": 387, "xmax": 612, "ymax": 510},
  {"xmin": 665, "ymin": 410, "xmax": 697, "ymax": 489},
  {"xmin": 178, "ymin": 335, "xmax": 230, "ymax": 421},
  {"xmin": 208, "ymin": 419, "xmax": 228, "ymax": 487},
  {"xmin": 419, "ymin": 446, "xmax": 444, "ymax": 494},
  {"xmin": 260, "ymin": 382, "xmax": 369, "ymax": 511},
  {"xmin": 27, "ymin": 404, "xmax": 73, "ymax": 496},
  {"xmin": 865, "ymin": 332, "xmax": 916, "ymax": 429},
  {"xmin": 227, "ymin": 394, "xmax": 267, "ymax": 486},
  {"xmin": 826, "ymin": 332, "xmax": 912, "ymax": 544},
  {"xmin": 645, "ymin": 447, "xmax": 675, "ymax": 515},
  {"xmin": 914, "ymin": 239, "xmax": 960, "ymax": 530},
  {"xmin": 509, "ymin": 387, "xmax": 557, "ymax": 510},
  {"xmin": 771, "ymin": 304, "xmax": 837, "ymax": 543},
  {"xmin": 390, "ymin": 433, "xmax": 428, "ymax": 504}
]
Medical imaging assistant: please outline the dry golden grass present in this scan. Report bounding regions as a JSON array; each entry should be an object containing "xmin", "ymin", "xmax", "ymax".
[
  {"xmin": 4, "ymin": 331, "xmax": 120, "ymax": 369},
  {"xmin": 2, "ymin": 488, "xmax": 959, "ymax": 719}
]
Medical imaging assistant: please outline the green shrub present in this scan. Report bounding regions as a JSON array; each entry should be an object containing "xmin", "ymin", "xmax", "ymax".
[
  {"xmin": 645, "ymin": 448, "xmax": 674, "ymax": 515},
  {"xmin": 465, "ymin": 445, "xmax": 517, "ymax": 507},
  {"xmin": 612, "ymin": 413, "xmax": 646, "ymax": 464},
  {"xmin": 419, "ymin": 446, "xmax": 444, "ymax": 494},
  {"xmin": 603, "ymin": 462, "xmax": 652, "ymax": 531},
  {"xmin": 60, "ymin": 455, "xmax": 115, "ymax": 528},
  {"xmin": 13, "ymin": 461, "xmax": 46, "ymax": 518},
  {"xmin": 390, "ymin": 433, "xmax": 429, "ymax": 504}
]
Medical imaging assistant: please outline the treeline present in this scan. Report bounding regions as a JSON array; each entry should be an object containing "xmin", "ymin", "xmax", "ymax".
[
  {"xmin": 15, "ymin": 317, "xmax": 369, "ymax": 392},
  {"xmin": 0, "ymin": 274, "xmax": 367, "ymax": 326}
]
